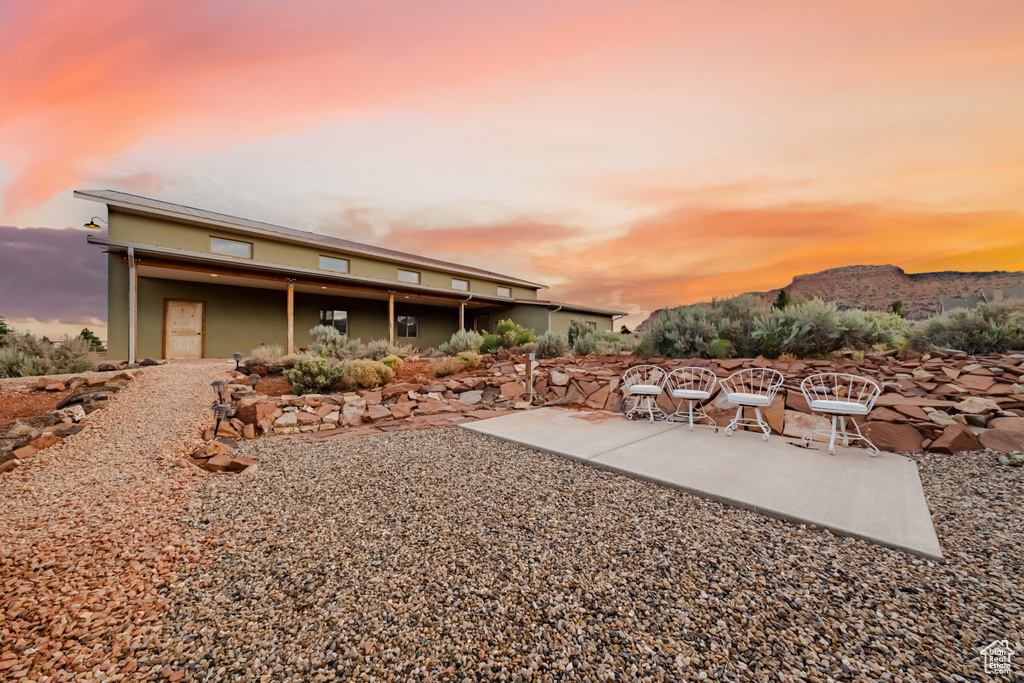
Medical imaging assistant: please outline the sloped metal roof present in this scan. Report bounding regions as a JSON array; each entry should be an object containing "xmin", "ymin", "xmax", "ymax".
[{"xmin": 75, "ymin": 189, "xmax": 546, "ymax": 288}]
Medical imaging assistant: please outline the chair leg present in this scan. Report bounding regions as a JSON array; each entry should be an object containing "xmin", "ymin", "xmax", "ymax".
[
  {"xmin": 839, "ymin": 416, "xmax": 850, "ymax": 447},
  {"xmin": 754, "ymin": 407, "xmax": 770, "ymax": 441},
  {"xmin": 847, "ymin": 417, "xmax": 880, "ymax": 457},
  {"xmin": 646, "ymin": 396, "xmax": 655, "ymax": 423},
  {"xmin": 725, "ymin": 405, "xmax": 743, "ymax": 435},
  {"xmin": 828, "ymin": 415, "xmax": 838, "ymax": 455},
  {"xmin": 688, "ymin": 400, "xmax": 695, "ymax": 430}
]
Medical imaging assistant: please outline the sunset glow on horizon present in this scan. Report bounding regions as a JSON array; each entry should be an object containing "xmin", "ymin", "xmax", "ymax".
[{"xmin": 3, "ymin": 0, "xmax": 1024, "ymax": 334}]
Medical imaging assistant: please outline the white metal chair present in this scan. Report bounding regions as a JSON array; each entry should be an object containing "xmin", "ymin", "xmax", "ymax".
[
  {"xmin": 720, "ymin": 368, "xmax": 784, "ymax": 441},
  {"xmin": 664, "ymin": 367, "xmax": 718, "ymax": 429},
  {"xmin": 800, "ymin": 373, "xmax": 881, "ymax": 456},
  {"xmin": 622, "ymin": 365, "xmax": 667, "ymax": 422}
]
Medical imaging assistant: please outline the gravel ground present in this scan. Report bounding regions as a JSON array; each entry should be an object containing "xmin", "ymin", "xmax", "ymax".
[
  {"xmin": 0, "ymin": 360, "xmax": 226, "ymax": 682},
  {"xmin": 161, "ymin": 431, "xmax": 1024, "ymax": 682}
]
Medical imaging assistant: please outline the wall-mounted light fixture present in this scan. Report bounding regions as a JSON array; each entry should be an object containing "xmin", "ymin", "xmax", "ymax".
[{"xmin": 84, "ymin": 216, "xmax": 108, "ymax": 229}]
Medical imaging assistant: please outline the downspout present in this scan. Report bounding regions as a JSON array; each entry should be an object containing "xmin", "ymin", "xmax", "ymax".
[
  {"xmin": 128, "ymin": 246, "xmax": 136, "ymax": 364},
  {"xmin": 547, "ymin": 305, "xmax": 562, "ymax": 333}
]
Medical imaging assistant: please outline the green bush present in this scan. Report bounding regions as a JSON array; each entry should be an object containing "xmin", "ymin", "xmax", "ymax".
[
  {"xmin": 708, "ymin": 338, "xmax": 733, "ymax": 359},
  {"xmin": 79, "ymin": 328, "xmax": 105, "ymax": 351},
  {"xmin": 912, "ymin": 303, "xmax": 1024, "ymax": 354},
  {"xmin": 381, "ymin": 354, "xmax": 404, "ymax": 373},
  {"xmin": 535, "ymin": 332, "xmax": 569, "ymax": 359},
  {"xmin": 438, "ymin": 329, "xmax": 484, "ymax": 355},
  {"xmin": 571, "ymin": 333, "xmax": 598, "ymax": 356},
  {"xmin": 49, "ymin": 336, "xmax": 93, "ymax": 374},
  {"xmin": 283, "ymin": 355, "xmax": 344, "ymax": 395}
]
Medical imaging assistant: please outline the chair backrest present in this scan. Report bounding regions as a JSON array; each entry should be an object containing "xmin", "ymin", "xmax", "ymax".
[
  {"xmin": 622, "ymin": 364, "xmax": 668, "ymax": 390},
  {"xmin": 800, "ymin": 373, "xmax": 881, "ymax": 410},
  {"xmin": 665, "ymin": 367, "xmax": 717, "ymax": 395},
  {"xmin": 720, "ymin": 367, "xmax": 784, "ymax": 399}
]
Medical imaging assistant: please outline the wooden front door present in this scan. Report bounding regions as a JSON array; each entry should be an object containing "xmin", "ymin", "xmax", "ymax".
[{"xmin": 165, "ymin": 301, "xmax": 204, "ymax": 359}]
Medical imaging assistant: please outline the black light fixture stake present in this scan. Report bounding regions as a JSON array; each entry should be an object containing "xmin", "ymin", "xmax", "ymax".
[{"xmin": 212, "ymin": 404, "xmax": 231, "ymax": 437}]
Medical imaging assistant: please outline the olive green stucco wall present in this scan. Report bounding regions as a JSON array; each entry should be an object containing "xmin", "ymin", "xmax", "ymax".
[
  {"xmin": 108, "ymin": 210, "xmax": 539, "ymax": 300},
  {"xmin": 549, "ymin": 310, "xmax": 614, "ymax": 335},
  {"xmin": 113, "ymin": 274, "xmax": 465, "ymax": 359}
]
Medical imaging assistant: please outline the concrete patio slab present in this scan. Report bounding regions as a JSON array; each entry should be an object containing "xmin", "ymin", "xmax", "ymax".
[{"xmin": 462, "ymin": 408, "xmax": 942, "ymax": 560}]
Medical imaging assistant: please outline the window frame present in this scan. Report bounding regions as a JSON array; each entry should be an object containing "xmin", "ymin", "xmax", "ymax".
[
  {"xmin": 451, "ymin": 278, "xmax": 470, "ymax": 291},
  {"xmin": 497, "ymin": 286, "xmax": 512, "ymax": 298},
  {"xmin": 319, "ymin": 309, "xmax": 348, "ymax": 336},
  {"xmin": 210, "ymin": 236, "xmax": 252, "ymax": 259},
  {"xmin": 397, "ymin": 269, "xmax": 421, "ymax": 284},
  {"xmin": 319, "ymin": 255, "xmax": 350, "ymax": 273},
  {"xmin": 396, "ymin": 314, "xmax": 418, "ymax": 338}
]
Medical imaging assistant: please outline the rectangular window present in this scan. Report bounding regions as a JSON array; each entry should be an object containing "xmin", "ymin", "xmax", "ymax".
[
  {"xmin": 210, "ymin": 236, "xmax": 252, "ymax": 258},
  {"xmin": 319, "ymin": 309, "xmax": 348, "ymax": 335},
  {"xmin": 319, "ymin": 255, "xmax": 349, "ymax": 273},
  {"xmin": 396, "ymin": 315, "xmax": 418, "ymax": 338},
  {"xmin": 452, "ymin": 278, "xmax": 469, "ymax": 291},
  {"xmin": 587, "ymin": 321, "xmax": 597, "ymax": 330},
  {"xmin": 497, "ymin": 286, "xmax": 512, "ymax": 297},
  {"xmin": 398, "ymin": 269, "xmax": 420, "ymax": 284}
]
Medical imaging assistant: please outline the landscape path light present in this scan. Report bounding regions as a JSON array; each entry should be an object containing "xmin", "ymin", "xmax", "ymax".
[
  {"xmin": 212, "ymin": 404, "xmax": 231, "ymax": 437},
  {"xmin": 210, "ymin": 380, "xmax": 226, "ymax": 405},
  {"xmin": 233, "ymin": 352, "xmax": 243, "ymax": 370},
  {"xmin": 248, "ymin": 373, "xmax": 260, "ymax": 390}
]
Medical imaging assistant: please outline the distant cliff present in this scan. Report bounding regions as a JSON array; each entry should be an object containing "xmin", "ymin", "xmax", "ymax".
[{"xmin": 639, "ymin": 264, "xmax": 1024, "ymax": 328}]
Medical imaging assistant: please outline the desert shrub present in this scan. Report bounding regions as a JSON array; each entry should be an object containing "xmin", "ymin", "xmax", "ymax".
[
  {"xmin": 458, "ymin": 351, "xmax": 482, "ymax": 370},
  {"xmin": 247, "ymin": 343, "xmax": 285, "ymax": 366},
  {"xmin": 863, "ymin": 312, "xmax": 912, "ymax": 349},
  {"xmin": 535, "ymin": 332, "xmax": 569, "ymax": 359},
  {"xmin": 433, "ymin": 357, "xmax": 463, "ymax": 377},
  {"xmin": 6, "ymin": 421, "xmax": 37, "ymax": 439},
  {"xmin": 0, "ymin": 331, "xmax": 93, "ymax": 377},
  {"xmin": 283, "ymin": 355, "xmax": 344, "ymax": 395},
  {"xmin": 49, "ymin": 336, "xmax": 93, "ymax": 374},
  {"xmin": 381, "ymin": 354, "xmax": 404, "ymax": 373},
  {"xmin": 707, "ymin": 338, "xmax": 733, "ymax": 359},
  {"xmin": 421, "ymin": 347, "xmax": 442, "ymax": 358},
  {"xmin": 913, "ymin": 303, "xmax": 1024, "ymax": 354},
  {"xmin": 336, "ymin": 359, "xmax": 395, "ymax": 390},
  {"xmin": 572, "ymin": 333, "xmax": 599, "ymax": 356},
  {"xmin": 481, "ymin": 319, "xmax": 536, "ymax": 352},
  {"xmin": 365, "ymin": 339, "xmax": 397, "ymax": 361},
  {"xmin": 0, "ymin": 315, "xmax": 8, "ymax": 343},
  {"xmin": 308, "ymin": 325, "xmax": 364, "ymax": 359},
  {"xmin": 752, "ymin": 315, "xmax": 784, "ymax": 359},
  {"xmin": 438, "ymin": 329, "xmax": 484, "ymax": 356}
]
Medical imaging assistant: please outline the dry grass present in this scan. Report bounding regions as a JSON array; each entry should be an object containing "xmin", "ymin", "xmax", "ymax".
[{"xmin": 7, "ymin": 421, "xmax": 37, "ymax": 439}]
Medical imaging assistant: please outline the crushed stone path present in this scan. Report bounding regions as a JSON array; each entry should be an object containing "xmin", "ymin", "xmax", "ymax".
[
  {"xmin": 163, "ymin": 431, "xmax": 1023, "ymax": 681},
  {"xmin": 0, "ymin": 360, "xmax": 225, "ymax": 682}
]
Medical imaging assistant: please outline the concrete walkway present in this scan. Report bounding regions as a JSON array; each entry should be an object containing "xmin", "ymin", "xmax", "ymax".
[{"xmin": 462, "ymin": 408, "xmax": 943, "ymax": 560}]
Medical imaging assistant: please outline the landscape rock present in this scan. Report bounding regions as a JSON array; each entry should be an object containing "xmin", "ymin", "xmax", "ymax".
[
  {"xmin": 953, "ymin": 396, "xmax": 1001, "ymax": 414},
  {"xmin": 987, "ymin": 416, "xmax": 1024, "ymax": 433},
  {"xmin": 978, "ymin": 429, "xmax": 1024, "ymax": 453},
  {"xmin": 927, "ymin": 425, "xmax": 981, "ymax": 454},
  {"xmin": 863, "ymin": 422, "xmax": 925, "ymax": 453}
]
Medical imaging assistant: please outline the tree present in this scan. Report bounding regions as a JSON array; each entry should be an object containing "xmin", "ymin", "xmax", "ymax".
[
  {"xmin": 890, "ymin": 300, "xmax": 906, "ymax": 319},
  {"xmin": 79, "ymin": 328, "xmax": 105, "ymax": 351},
  {"xmin": 619, "ymin": 324, "xmax": 631, "ymax": 335},
  {"xmin": 773, "ymin": 289, "xmax": 793, "ymax": 310}
]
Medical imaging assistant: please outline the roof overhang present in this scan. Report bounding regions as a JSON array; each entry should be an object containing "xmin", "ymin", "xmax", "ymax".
[
  {"xmin": 76, "ymin": 190, "xmax": 547, "ymax": 289},
  {"xmin": 511, "ymin": 298, "xmax": 627, "ymax": 317},
  {"xmin": 88, "ymin": 236, "xmax": 524, "ymax": 306}
]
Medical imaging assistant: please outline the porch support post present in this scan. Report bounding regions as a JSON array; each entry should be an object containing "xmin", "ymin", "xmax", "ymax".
[
  {"xmin": 459, "ymin": 301, "xmax": 465, "ymax": 331},
  {"xmin": 127, "ymin": 247, "xmax": 137, "ymax": 364},
  {"xmin": 286, "ymin": 279, "xmax": 295, "ymax": 355},
  {"xmin": 388, "ymin": 291, "xmax": 395, "ymax": 345}
]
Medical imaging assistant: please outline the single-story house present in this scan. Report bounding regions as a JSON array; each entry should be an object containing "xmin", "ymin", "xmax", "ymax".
[
  {"xmin": 77, "ymin": 190, "xmax": 624, "ymax": 361},
  {"xmin": 940, "ymin": 283, "xmax": 1024, "ymax": 314}
]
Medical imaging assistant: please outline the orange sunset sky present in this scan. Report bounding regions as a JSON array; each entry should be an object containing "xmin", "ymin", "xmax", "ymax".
[{"xmin": 2, "ymin": 0, "xmax": 1024, "ymax": 338}]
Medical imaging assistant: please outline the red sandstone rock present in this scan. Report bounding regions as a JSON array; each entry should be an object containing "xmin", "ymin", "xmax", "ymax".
[
  {"xmin": 978, "ymin": 429, "xmax": 1024, "ymax": 453},
  {"xmin": 863, "ymin": 422, "xmax": 925, "ymax": 453},
  {"xmin": 988, "ymin": 417, "xmax": 1024, "ymax": 432},
  {"xmin": 927, "ymin": 425, "xmax": 981, "ymax": 454}
]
